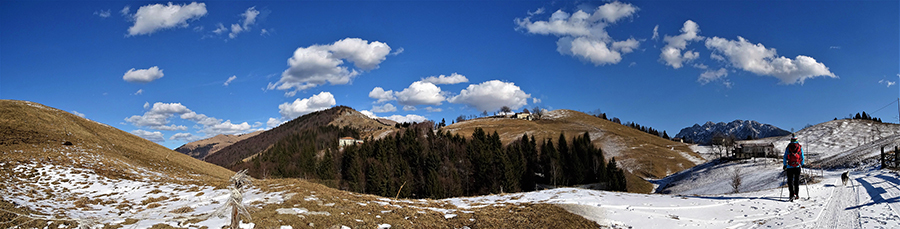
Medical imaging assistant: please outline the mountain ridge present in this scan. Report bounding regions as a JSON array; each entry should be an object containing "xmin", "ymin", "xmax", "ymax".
[{"xmin": 675, "ymin": 119, "xmax": 791, "ymax": 144}]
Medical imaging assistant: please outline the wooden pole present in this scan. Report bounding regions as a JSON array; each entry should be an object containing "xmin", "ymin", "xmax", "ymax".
[{"xmin": 882, "ymin": 147, "xmax": 886, "ymax": 169}]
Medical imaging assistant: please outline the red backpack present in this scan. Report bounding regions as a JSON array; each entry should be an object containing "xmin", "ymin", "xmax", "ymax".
[{"xmin": 787, "ymin": 143, "xmax": 802, "ymax": 167}]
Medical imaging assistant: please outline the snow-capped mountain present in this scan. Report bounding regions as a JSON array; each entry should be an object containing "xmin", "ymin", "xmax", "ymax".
[{"xmin": 675, "ymin": 120, "xmax": 791, "ymax": 144}]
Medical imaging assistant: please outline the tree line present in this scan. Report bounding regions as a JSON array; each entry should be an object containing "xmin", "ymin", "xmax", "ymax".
[{"xmin": 234, "ymin": 122, "xmax": 626, "ymax": 199}]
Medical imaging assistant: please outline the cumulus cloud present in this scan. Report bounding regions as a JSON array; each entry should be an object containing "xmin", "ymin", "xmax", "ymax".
[
  {"xmin": 372, "ymin": 103, "xmax": 397, "ymax": 113},
  {"xmin": 123, "ymin": 66, "xmax": 164, "ymax": 83},
  {"xmin": 383, "ymin": 114, "xmax": 428, "ymax": 124},
  {"xmin": 224, "ymin": 75, "xmax": 237, "ymax": 86},
  {"xmin": 516, "ymin": 2, "xmax": 640, "ymax": 66},
  {"xmin": 267, "ymin": 117, "xmax": 286, "ymax": 129},
  {"xmin": 170, "ymin": 133, "xmax": 201, "ymax": 142},
  {"xmin": 403, "ymin": 105, "xmax": 417, "ymax": 111},
  {"xmin": 228, "ymin": 7, "xmax": 259, "ymax": 39},
  {"xmin": 421, "ymin": 73, "xmax": 469, "ymax": 85},
  {"xmin": 212, "ymin": 23, "xmax": 228, "ymax": 35},
  {"xmin": 120, "ymin": 6, "xmax": 131, "ymax": 16},
  {"xmin": 278, "ymin": 91, "xmax": 336, "ymax": 119},
  {"xmin": 424, "ymin": 107, "xmax": 442, "ymax": 112},
  {"xmin": 705, "ymin": 36, "xmax": 837, "ymax": 84},
  {"xmin": 449, "ymin": 80, "xmax": 531, "ymax": 112},
  {"xmin": 359, "ymin": 110, "xmax": 428, "ymax": 124},
  {"xmin": 660, "ymin": 20, "xmax": 703, "ymax": 69},
  {"xmin": 368, "ymin": 87, "xmax": 396, "ymax": 103},
  {"xmin": 131, "ymin": 129, "xmax": 165, "ymax": 143},
  {"xmin": 395, "ymin": 81, "xmax": 446, "ymax": 106},
  {"xmin": 127, "ymin": 2, "xmax": 207, "ymax": 36},
  {"xmin": 72, "ymin": 111, "xmax": 86, "ymax": 118},
  {"xmin": 651, "ymin": 25, "xmax": 659, "ymax": 40},
  {"xmin": 269, "ymin": 38, "xmax": 392, "ymax": 96},
  {"xmin": 698, "ymin": 68, "xmax": 729, "ymax": 85},
  {"xmin": 134, "ymin": 89, "xmax": 144, "ymax": 95},
  {"xmin": 879, "ymin": 79, "xmax": 896, "ymax": 87},
  {"xmin": 125, "ymin": 102, "xmax": 253, "ymax": 136},
  {"xmin": 533, "ymin": 98, "xmax": 542, "ymax": 103}
]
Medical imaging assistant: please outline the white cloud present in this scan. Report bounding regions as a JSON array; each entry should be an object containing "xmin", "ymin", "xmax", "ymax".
[
  {"xmin": 260, "ymin": 29, "xmax": 270, "ymax": 36},
  {"xmin": 72, "ymin": 111, "xmax": 86, "ymax": 118},
  {"xmin": 705, "ymin": 36, "xmax": 837, "ymax": 84},
  {"xmin": 829, "ymin": 46, "xmax": 841, "ymax": 50},
  {"xmin": 120, "ymin": 6, "xmax": 131, "ymax": 16},
  {"xmin": 651, "ymin": 25, "xmax": 659, "ymax": 40},
  {"xmin": 395, "ymin": 81, "xmax": 446, "ymax": 106},
  {"xmin": 698, "ymin": 68, "xmax": 729, "ymax": 85},
  {"xmin": 515, "ymin": 2, "xmax": 640, "ymax": 66},
  {"xmin": 421, "ymin": 73, "xmax": 469, "ymax": 85},
  {"xmin": 134, "ymin": 89, "xmax": 143, "ymax": 95},
  {"xmin": 403, "ymin": 105, "xmax": 417, "ymax": 111},
  {"xmin": 660, "ymin": 20, "xmax": 703, "ymax": 69},
  {"xmin": 170, "ymin": 133, "xmax": 201, "ymax": 142},
  {"xmin": 359, "ymin": 111, "xmax": 428, "ymax": 124},
  {"xmin": 368, "ymin": 87, "xmax": 396, "ymax": 103},
  {"xmin": 425, "ymin": 107, "xmax": 442, "ymax": 112},
  {"xmin": 879, "ymin": 79, "xmax": 896, "ymax": 87},
  {"xmin": 693, "ymin": 63, "xmax": 709, "ymax": 69},
  {"xmin": 278, "ymin": 91, "xmax": 336, "ymax": 119},
  {"xmin": 123, "ymin": 66, "xmax": 164, "ymax": 83},
  {"xmin": 592, "ymin": 1, "xmax": 639, "ymax": 23},
  {"xmin": 449, "ymin": 80, "xmax": 531, "ymax": 112},
  {"xmin": 127, "ymin": 2, "xmax": 207, "ymax": 36},
  {"xmin": 533, "ymin": 98, "xmax": 542, "ymax": 103},
  {"xmin": 224, "ymin": 75, "xmax": 237, "ymax": 86},
  {"xmin": 383, "ymin": 114, "xmax": 428, "ymax": 124},
  {"xmin": 267, "ymin": 117, "xmax": 286, "ymax": 129},
  {"xmin": 125, "ymin": 102, "xmax": 253, "ymax": 136},
  {"xmin": 270, "ymin": 38, "xmax": 392, "ymax": 96},
  {"xmin": 359, "ymin": 110, "xmax": 377, "ymax": 119},
  {"xmin": 131, "ymin": 129, "xmax": 165, "ymax": 143},
  {"xmin": 372, "ymin": 103, "xmax": 397, "ymax": 113},
  {"xmin": 212, "ymin": 23, "xmax": 227, "ymax": 35},
  {"xmin": 390, "ymin": 47, "xmax": 404, "ymax": 56},
  {"xmin": 94, "ymin": 9, "xmax": 111, "ymax": 18},
  {"xmin": 228, "ymin": 6, "xmax": 259, "ymax": 39}
]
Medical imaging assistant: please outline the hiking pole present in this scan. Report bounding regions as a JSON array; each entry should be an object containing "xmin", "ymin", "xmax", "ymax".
[
  {"xmin": 780, "ymin": 170, "xmax": 786, "ymax": 199},
  {"xmin": 804, "ymin": 168, "xmax": 811, "ymax": 200}
]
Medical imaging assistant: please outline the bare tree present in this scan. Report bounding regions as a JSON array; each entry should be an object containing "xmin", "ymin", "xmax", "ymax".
[
  {"xmin": 531, "ymin": 106, "xmax": 544, "ymax": 120},
  {"xmin": 731, "ymin": 167, "xmax": 742, "ymax": 193},
  {"xmin": 500, "ymin": 106, "xmax": 512, "ymax": 114}
]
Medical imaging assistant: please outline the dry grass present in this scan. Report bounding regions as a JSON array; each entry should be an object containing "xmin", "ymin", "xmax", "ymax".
[{"xmin": 444, "ymin": 110, "xmax": 702, "ymax": 193}]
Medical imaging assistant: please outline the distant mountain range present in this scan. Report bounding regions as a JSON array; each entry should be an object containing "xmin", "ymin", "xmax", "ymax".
[{"xmin": 675, "ymin": 120, "xmax": 791, "ymax": 144}]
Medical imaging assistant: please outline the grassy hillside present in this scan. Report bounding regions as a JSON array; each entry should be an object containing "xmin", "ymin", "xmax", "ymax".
[
  {"xmin": 174, "ymin": 131, "xmax": 262, "ymax": 160},
  {"xmin": 443, "ymin": 109, "xmax": 703, "ymax": 193},
  {"xmin": 206, "ymin": 106, "xmax": 396, "ymax": 167},
  {"xmin": 0, "ymin": 100, "xmax": 599, "ymax": 228},
  {"xmin": 0, "ymin": 100, "xmax": 233, "ymax": 182}
]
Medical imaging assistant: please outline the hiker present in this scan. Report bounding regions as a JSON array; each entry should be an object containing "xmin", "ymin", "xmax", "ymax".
[{"xmin": 783, "ymin": 135, "xmax": 805, "ymax": 201}]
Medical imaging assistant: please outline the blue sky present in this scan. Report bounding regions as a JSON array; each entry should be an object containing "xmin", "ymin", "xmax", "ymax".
[{"xmin": 2, "ymin": 0, "xmax": 898, "ymax": 149}]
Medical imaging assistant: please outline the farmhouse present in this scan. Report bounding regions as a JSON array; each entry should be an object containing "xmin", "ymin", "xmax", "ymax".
[
  {"xmin": 339, "ymin": 137, "xmax": 364, "ymax": 147},
  {"xmin": 733, "ymin": 143, "xmax": 776, "ymax": 159},
  {"xmin": 515, "ymin": 111, "xmax": 533, "ymax": 120}
]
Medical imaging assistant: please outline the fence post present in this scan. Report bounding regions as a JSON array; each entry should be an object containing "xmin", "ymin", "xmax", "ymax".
[{"xmin": 882, "ymin": 147, "xmax": 886, "ymax": 169}]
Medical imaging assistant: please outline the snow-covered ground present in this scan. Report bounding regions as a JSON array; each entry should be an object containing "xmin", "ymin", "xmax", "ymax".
[{"xmin": 443, "ymin": 167, "xmax": 900, "ymax": 228}]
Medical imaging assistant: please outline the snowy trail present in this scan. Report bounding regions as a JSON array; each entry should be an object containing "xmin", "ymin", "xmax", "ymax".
[{"xmin": 443, "ymin": 168, "xmax": 900, "ymax": 228}]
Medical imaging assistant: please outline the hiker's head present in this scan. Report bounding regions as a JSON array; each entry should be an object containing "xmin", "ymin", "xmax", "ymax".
[{"xmin": 790, "ymin": 136, "xmax": 798, "ymax": 143}]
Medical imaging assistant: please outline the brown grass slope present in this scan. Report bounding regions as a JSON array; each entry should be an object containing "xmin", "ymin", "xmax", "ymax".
[
  {"xmin": 206, "ymin": 106, "xmax": 395, "ymax": 167},
  {"xmin": 0, "ymin": 100, "xmax": 599, "ymax": 228},
  {"xmin": 0, "ymin": 100, "xmax": 233, "ymax": 182},
  {"xmin": 174, "ymin": 131, "xmax": 262, "ymax": 160},
  {"xmin": 442, "ymin": 109, "xmax": 703, "ymax": 193}
]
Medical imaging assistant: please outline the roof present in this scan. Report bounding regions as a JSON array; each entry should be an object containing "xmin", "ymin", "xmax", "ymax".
[{"xmin": 340, "ymin": 137, "xmax": 356, "ymax": 140}]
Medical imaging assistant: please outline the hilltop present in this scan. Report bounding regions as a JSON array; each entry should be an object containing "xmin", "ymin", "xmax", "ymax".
[
  {"xmin": 205, "ymin": 106, "xmax": 396, "ymax": 167},
  {"xmin": 0, "ymin": 100, "xmax": 598, "ymax": 228},
  {"xmin": 442, "ymin": 109, "xmax": 704, "ymax": 193},
  {"xmin": 174, "ymin": 131, "xmax": 262, "ymax": 160}
]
